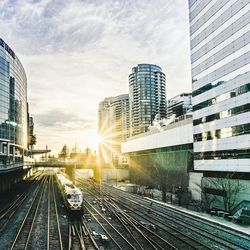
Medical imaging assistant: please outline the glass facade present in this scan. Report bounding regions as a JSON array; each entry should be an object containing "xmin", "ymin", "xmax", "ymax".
[
  {"xmin": 129, "ymin": 64, "xmax": 166, "ymax": 136},
  {"xmin": 167, "ymin": 93, "xmax": 192, "ymax": 119},
  {"xmin": 0, "ymin": 38, "xmax": 27, "ymax": 166},
  {"xmin": 98, "ymin": 94, "xmax": 130, "ymax": 166},
  {"xmin": 189, "ymin": 0, "xmax": 250, "ymax": 171},
  {"xmin": 128, "ymin": 144, "xmax": 193, "ymax": 201}
]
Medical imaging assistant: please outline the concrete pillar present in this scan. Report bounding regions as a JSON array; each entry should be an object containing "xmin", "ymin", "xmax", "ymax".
[
  {"xmin": 65, "ymin": 166, "xmax": 75, "ymax": 183},
  {"xmin": 72, "ymin": 164, "xmax": 76, "ymax": 185}
]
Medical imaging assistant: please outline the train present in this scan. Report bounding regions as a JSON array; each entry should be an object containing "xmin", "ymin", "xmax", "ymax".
[{"xmin": 56, "ymin": 173, "xmax": 83, "ymax": 214}]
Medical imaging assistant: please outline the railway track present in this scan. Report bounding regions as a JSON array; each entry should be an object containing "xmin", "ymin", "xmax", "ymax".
[
  {"xmin": 8, "ymin": 174, "xmax": 64, "ymax": 250},
  {"xmin": 80, "ymin": 184, "xmax": 181, "ymax": 249},
  {"xmin": 84, "ymin": 199, "xmax": 136, "ymax": 250},
  {"xmin": 102, "ymin": 184, "xmax": 250, "ymax": 250},
  {"xmin": 102, "ymin": 196, "xmax": 178, "ymax": 250},
  {"xmin": 68, "ymin": 218, "xmax": 99, "ymax": 250},
  {"xmin": 0, "ymin": 173, "xmax": 43, "ymax": 233},
  {"xmin": 10, "ymin": 176, "xmax": 47, "ymax": 250},
  {"xmin": 78, "ymin": 180, "xmax": 250, "ymax": 250},
  {"xmin": 48, "ymin": 175, "xmax": 63, "ymax": 250}
]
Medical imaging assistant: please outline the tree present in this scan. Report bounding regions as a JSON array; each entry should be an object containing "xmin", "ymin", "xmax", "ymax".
[
  {"xmin": 85, "ymin": 147, "xmax": 91, "ymax": 156},
  {"xmin": 48, "ymin": 154, "xmax": 58, "ymax": 162},
  {"xmin": 58, "ymin": 144, "xmax": 69, "ymax": 160},
  {"xmin": 29, "ymin": 134, "xmax": 37, "ymax": 150},
  {"xmin": 195, "ymin": 182, "xmax": 217, "ymax": 212},
  {"xmin": 200, "ymin": 174, "xmax": 246, "ymax": 213},
  {"xmin": 70, "ymin": 143, "xmax": 80, "ymax": 159}
]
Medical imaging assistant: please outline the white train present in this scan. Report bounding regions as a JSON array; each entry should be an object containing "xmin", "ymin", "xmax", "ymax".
[{"xmin": 56, "ymin": 173, "xmax": 83, "ymax": 214}]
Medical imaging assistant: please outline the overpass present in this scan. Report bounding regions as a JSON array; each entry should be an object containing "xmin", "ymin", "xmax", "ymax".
[
  {"xmin": 33, "ymin": 161, "xmax": 99, "ymax": 181},
  {"xmin": 34, "ymin": 161, "xmax": 94, "ymax": 169}
]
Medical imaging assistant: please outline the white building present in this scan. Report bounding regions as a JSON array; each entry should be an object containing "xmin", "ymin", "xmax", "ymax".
[{"xmin": 189, "ymin": 0, "xmax": 250, "ymax": 213}]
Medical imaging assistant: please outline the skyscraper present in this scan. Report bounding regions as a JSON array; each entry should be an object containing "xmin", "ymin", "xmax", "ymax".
[
  {"xmin": 189, "ymin": 0, "xmax": 250, "ymax": 208},
  {"xmin": 129, "ymin": 64, "xmax": 166, "ymax": 136},
  {"xmin": 98, "ymin": 94, "xmax": 129, "ymax": 166}
]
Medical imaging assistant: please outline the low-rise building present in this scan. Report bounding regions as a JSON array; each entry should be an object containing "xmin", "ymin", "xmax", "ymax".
[{"xmin": 121, "ymin": 115, "xmax": 193, "ymax": 202}]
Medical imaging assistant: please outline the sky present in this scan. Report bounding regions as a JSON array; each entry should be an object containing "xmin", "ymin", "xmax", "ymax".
[{"xmin": 0, "ymin": 0, "xmax": 192, "ymax": 154}]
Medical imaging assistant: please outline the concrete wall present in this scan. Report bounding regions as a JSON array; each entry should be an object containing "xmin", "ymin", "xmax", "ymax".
[
  {"xmin": 189, "ymin": 172, "xmax": 203, "ymax": 200},
  {"xmin": 0, "ymin": 167, "xmax": 33, "ymax": 193}
]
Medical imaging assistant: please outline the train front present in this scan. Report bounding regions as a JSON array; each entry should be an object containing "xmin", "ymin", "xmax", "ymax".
[{"xmin": 65, "ymin": 186, "xmax": 83, "ymax": 215}]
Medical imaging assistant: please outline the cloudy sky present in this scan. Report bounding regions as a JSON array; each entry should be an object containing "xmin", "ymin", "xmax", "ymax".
[{"xmin": 0, "ymin": 0, "xmax": 191, "ymax": 153}]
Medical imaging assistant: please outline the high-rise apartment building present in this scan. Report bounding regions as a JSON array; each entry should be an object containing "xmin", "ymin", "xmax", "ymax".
[
  {"xmin": 98, "ymin": 94, "xmax": 129, "ymax": 166},
  {"xmin": 129, "ymin": 64, "xmax": 166, "ymax": 136},
  {"xmin": 189, "ymin": 1, "xmax": 250, "ymax": 209}
]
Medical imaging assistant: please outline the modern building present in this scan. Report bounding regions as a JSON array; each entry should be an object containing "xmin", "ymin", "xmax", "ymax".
[
  {"xmin": 189, "ymin": 0, "xmax": 250, "ymax": 212},
  {"xmin": 122, "ymin": 115, "xmax": 193, "ymax": 202},
  {"xmin": 98, "ymin": 94, "xmax": 130, "ymax": 167},
  {"xmin": 167, "ymin": 93, "xmax": 192, "ymax": 119},
  {"xmin": 129, "ymin": 64, "xmax": 167, "ymax": 137},
  {"xmin": 0, "ymin": 38, "xmax": 33, "ymax": 193},
  {"xmin": 0, "ymin": 38, "xmax": 28, "ymax": 167}
]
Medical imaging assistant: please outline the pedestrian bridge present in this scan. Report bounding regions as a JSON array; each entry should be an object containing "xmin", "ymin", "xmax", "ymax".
[
  {"xmin": 33, "ymin": 161, "xmax": 99, "ymax": 181},
  {"xmin": 34, "ymin": 161, "xmax": 95, "ymax": 169}
]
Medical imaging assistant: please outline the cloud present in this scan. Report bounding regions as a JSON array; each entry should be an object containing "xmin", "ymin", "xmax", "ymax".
[
  {"xmin": 0, "ymin": 0, "xmax": 192, "ymax": 152},
  {"xmin": 35, "ymin": 109, "xmax": 94, "ymax": 129}
]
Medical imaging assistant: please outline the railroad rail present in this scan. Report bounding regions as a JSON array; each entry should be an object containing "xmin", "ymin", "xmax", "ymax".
[
  {"xmin": 82, "ymin": 186, "xmax": 190, "ymax": 250},
  {"xmin": 79, "ymin": 181, "xmax": 186, "ymax": 250},
  {"xmin": 48, "ymin": 175, "xmax": 63, "ymax": 250},
  {"xmin": 0, "ymin": 173, "xmax": 43, "ymax": 233},
  {"xmin": 84, "ymin": 199, "xmax": 136, "ymax": 250},
  {"xmin": 9, "ymin": 174, "xmax": 64, "ymax": 250},
  {"xmin": 68, "ymin": 218, "xmax": 99, "ymax": 250},
  {"xmin": 10, "ymin": 176, "xmax": 47, "ymax": 250},
  {"xmin": 103, "ymin": 183, "xmax": 250, "ymax": 250},
  {"xmin": 78, "ymin": 179, "xmax": 250, "ymax": 250}
]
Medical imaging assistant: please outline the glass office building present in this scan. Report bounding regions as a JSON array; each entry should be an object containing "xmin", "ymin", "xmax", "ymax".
[
  {"xmin": 0, "ymin": 38, "xmax": 27, "ymax": 166},
  {"xmin": 189, "ymin": 0, "xmax": 250, "ymax": 173},
  {"xmin": 98, "ymin": 94, "xmax": 130, "ymax": 166},
  {"xmin": 129, "ymin": 64, "xmax": 166, "ymax": 137}
]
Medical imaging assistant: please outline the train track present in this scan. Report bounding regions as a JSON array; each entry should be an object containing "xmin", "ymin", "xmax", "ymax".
[
  {"xmin": 102, "ymin": 184, "xmax": 250, "ymax": 250},
  {"xmin": 82, "ymin": 187, "xmax": 190, "ymax": 250},
  {"xmin": 9, "ymin": 174, "xmax": 64, "ymax": 250},
  {"xmin": 78, "ymin": 180, "xmax": 250, "ymax": 250},
  {"xmin": 48, "ymin": 175, "xmax": 63, "ymax": 250},
  {"xmin": 79, "ymin": 182, "xmax": 182, "ymax": 250},
  {"xmin": 0, "ymin": 173, "xmax": 43, "ymax": 233},
  {"xmin": 10, "ymin": 176, "xmax": 47, "ymax": 250},
  {"xmin": 68, "ymin": 218, "xmax": 99, "ymax": 250},
  {"xmin": 84, "ymin": 199, "xmax": 136, "ymax": 250}
]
